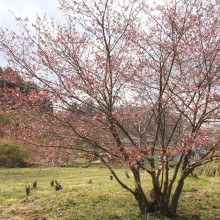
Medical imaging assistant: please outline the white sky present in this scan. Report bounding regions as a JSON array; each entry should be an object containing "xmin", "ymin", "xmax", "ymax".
[
  {"xmin": 0, "ymin": 0, "xmax": 64, "ymax": 67},
  {"xmin": 0, "ymin": 0, "xmax": 63, "ymax": 29},
  {"xmin": 0, "ymin": 0, "xmax": 160, "ymax": 67}
]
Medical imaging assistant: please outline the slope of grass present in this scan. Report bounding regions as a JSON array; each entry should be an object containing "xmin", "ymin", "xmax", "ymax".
[
  {"xmin": 195, "ymin": 161, "xmax": 220, "ymax": 177},
  {"xmin": 0, "ymin": 167, "xmax": 219, "ymax": 220}
]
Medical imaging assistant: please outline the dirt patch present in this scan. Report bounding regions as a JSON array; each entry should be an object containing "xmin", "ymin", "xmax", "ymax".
[{"xmin": 0, "ymin": 202, "xmax": 59, "ymax": 220}]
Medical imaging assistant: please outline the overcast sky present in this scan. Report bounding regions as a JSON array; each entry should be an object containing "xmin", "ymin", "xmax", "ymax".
[
  {"xmin": 0, "ymin": 0, "xmax": 159, "ymax": 67},
  {"xmin": 0, "ymin": 0, "xmax": 65, "ymax": 66},
  {"xmin": 0, "ymin": 0, "xmax": 63, "ymax": 28}
]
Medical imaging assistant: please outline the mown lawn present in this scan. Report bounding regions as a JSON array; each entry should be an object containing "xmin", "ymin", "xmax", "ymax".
[{"xmin": 0, "ymin": 167, "xmax": 219, "ymax": 220}]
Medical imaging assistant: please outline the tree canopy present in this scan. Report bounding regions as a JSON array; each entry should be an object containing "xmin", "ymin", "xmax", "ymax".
[{"xmin": 0, "ymin": 0, "xmax": 219, "ymax": 217}]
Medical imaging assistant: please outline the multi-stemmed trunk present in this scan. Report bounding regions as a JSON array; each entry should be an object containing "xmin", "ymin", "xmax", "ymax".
[
  {"xmin": 133, "ymin": 185, "xmax": 184, "ymax": 218},
  {"xmin": 129, "ymin": 167, "xmax": 187, "ymax": 218}
]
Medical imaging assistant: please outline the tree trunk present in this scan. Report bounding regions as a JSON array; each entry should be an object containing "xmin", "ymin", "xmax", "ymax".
[
  {"xmin": 132, "ymin": 168, "xmax": 155, "ymax": 214},
  {"xmin": 159, "ymin": 199, "xmax": 169, "ymax": 216},
  {"xmin": 169, "ymin": 178, "xmax": 185, "ymax": 217},
  {"xmin": 134, "ymin": 187, "xmax": 155, "ymax": 214}
]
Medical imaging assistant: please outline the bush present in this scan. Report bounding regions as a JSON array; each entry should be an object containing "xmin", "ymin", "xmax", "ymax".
[
  {"xmin": 0, "ymin": 114, "xmax": 11, "ymax": 137},
  {"xmin": 0, "ymin": 114, "xmax": 11, "ymax": 126},
  {"xmin": 0, "ymin": 142, "xmax": 31, "ymax": 167}
]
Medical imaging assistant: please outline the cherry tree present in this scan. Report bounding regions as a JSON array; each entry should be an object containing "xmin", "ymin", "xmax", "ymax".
[{"xmin": 0, "ymin": 0, "xmax": 219, "ymax": 217}]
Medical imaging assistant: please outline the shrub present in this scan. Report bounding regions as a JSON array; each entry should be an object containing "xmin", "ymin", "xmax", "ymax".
[
  {"xmin": 0, "ymin": 114, "xmax": 11, "ymax": 137},
  {"xmin": 0, "ymin": 142, "xmax": 31, "ymax": 167}
]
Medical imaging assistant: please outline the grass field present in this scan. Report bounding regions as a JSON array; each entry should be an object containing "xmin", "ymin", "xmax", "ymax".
[{"xmin": 0, "ymin": 167, "xmax": 219, "ymax": 220}]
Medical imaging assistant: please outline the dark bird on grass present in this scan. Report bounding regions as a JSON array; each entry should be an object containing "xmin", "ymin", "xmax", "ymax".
[
  {"xmin": 125, "ymin": 171, "xmax": 130, "ymax": 178},
  {"xmin": 25, "ymin": 185, "xmax": 31, "ymax": 196},
  {"xmin": 88, "ymin": 179, "xmax": 92, "ymax": 184},
  {"xmin": 33, "ymin": 180, "xmax": 38, "ymax": 189},
  {"xmin": 110, "ymin": 175, "xmax": 113, "ymax": 180},
  {"xmin": 55, "ymin": 182, "xmax": 63, "ymax": 191}
]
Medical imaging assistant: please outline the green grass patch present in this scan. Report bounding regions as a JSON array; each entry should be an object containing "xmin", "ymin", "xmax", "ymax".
[{"xmin": 0, "ymin": 167, "xmax": 219, "ymax": 219}]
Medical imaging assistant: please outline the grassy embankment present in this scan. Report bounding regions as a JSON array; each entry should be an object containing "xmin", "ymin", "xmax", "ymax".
[{"xmin": 0, "ymin": 167, "xmax": 219, "ymax": 220}]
